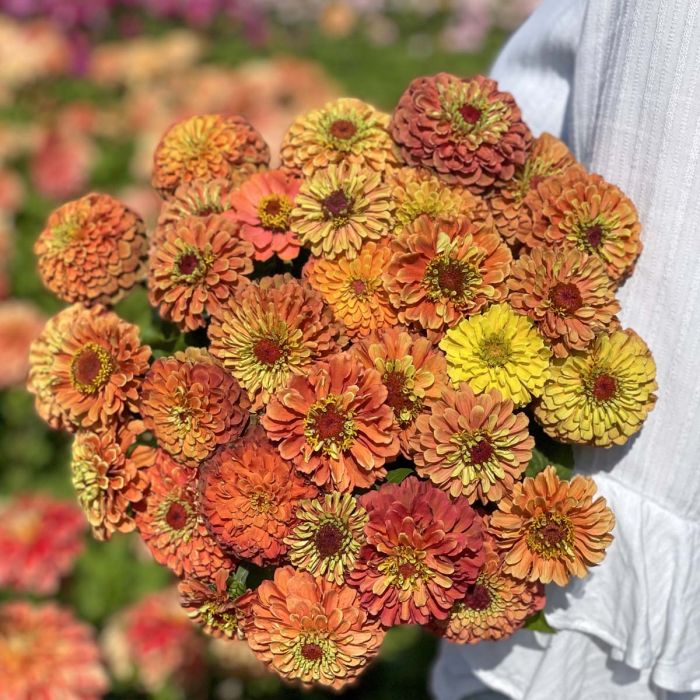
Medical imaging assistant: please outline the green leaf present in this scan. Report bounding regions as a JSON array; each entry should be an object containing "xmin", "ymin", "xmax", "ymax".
[
  {"xmin": 523, "ymin": 610, "xmax": 555, "ymax": 633},
  {"xmin": 526, "ymin": 424, "xmax": 575, "ymax": 480},
  {"xmin": 387, "ymin": 467, "xmax": 413, "ymax": 483}
]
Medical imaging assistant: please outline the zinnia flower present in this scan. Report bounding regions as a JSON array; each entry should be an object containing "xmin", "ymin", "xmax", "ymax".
[
  {"xmin": 390, "ymin": 73, "xmax": 532, "ymax": 193},
  {"xmin": 507, "ymin": 245, "xmax": 620, "ymax": 357},
  {"xmin": 136, "ymin": 450, "xmax": 233, "ymax": 578},
  {"xmin": 534, "ymin": 329, "xmax": 657, "ymax": 446},
  {"xmin": 284, "ymin": 491, "xmax": 368, "ymax": 584},
  {"xmin": 304, "ymin": 241, "xmax": 397, "ymax": 338},
  {"xmin": 488, "ymin": 133, "xmax": 576, "ymax": 245},
  {"xmin": 413, "ymin": 384, "xmax": 533, "ymax": 503},
  {"xmin": 436, "ymin": 533, "xmax": 545, "ymax": 643},
  {"xmin": 386, "ymin": 215, "xmax": 511, "ymax": 335},
  {"xmin": 261, "ymin": 354, "xmax": 399, "ymax": 492},
  {"xmin": 290, "ymin": 162, "xmax": 393, "ymax": 260},
  {"xmin": 280, "ymin": 97, "xmax": 397, "ymax": 176},
  {"xmin": 200, "ymin": 439, "xmax": 318, "ymax": 566},
  {"xmin": 139, "ymin": 353, "xmax": 249, "ymax": 466},
  {"xmin": 28, "ymin": 303, "xmax": 151, "ymax": 431},
  {"xmin": 70, "ymin": 421, "xmax": 153, "ymax": 541},
  {"xmin": 0, "ymin": 300, "xmax": 46, "ymax": 389},
  {"xmin": 347, "ymin": 477, "xmax": 484, "ymax": 626},
  {"xmin": 351, "ymin": 327, "xmax": 447, "ymax": 455},
  {"xmin": 152, "ymin": 114, "xmax": 270, "ymax": 196},
  {"xmin": 34, "ymin": 193, "xmax": 147, "ymax": 305},
  {"xmin": 522, "ymin": 166, "xmax": 642, "ymax": 283},
  {"xmin": 0, "ymin": 602, "xmax": 107, "ymax": 700},
  {"xmin": 246, "ymin": 566, "xmax": 384, "ymax": 690},
  {"xmin": 230, "ymin": 169, "xmax": 301, "ymax": 261},
  {"xmin": 440, "ymin": 303, "xmax": 551, "ymax": 406},
  {"xmin": 148, "ymin": 214, "xmax": 254, "ymax": 332},
  {"xmin": 208, "ymin": 275, "xmax": 346, "ymax": 410},
  {"xmin": 490, "ymin": 466, "xmax": 615, "ymax": 585},
  {"xmin": 0, "ymin": 493, "xmax": 85, "ymax": 595}
]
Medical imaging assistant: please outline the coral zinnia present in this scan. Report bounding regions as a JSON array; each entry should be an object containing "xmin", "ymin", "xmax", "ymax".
[
  {"xmin": 386, "ymin": 214, "xmax": 511, "ymax": 335},
  {"xmin": 508, "ymin": 245, "xmax": 620, "ymax": 357},
  {"xmin": 291, "ymin": 162, "xmax": 393, "ymax": 260},
  {"xmin": 390, "ymin": 73, "xmax": 532, "ymax": 193},
  {"xmin": 304, "ymin": 241, "xmax": 397, "ymax": 338},
  {"xmin": 70, "ymin": 421, "xmax": 153, "ymax": 541},
  {"xmin": 490, "ymin": 466, "xmax": 615, "ymax": 586},
  {"xmin": 351, "ymin": 327, "xmax": 447, "ymax": 455},
  {"xmin": 440, "ymin": 303, "xmax": 551, "ymax": 406},
  {"xmin": 140, "ymin": 353, "xmax": 249, "ymax": 466},
  {"xmin": 29, "ymin": 303, "xmax": 151, "ymax": 431},
  {"xmin": 0, "ymin": 602, "xmax": 107, "ymax": 700},
  {"xmin": 261, "ymin": 354, "xmax": 399, "ymax": 492},
  {"xmin": 148, "ymin": 214, "xmax": 253, "ymax": 331},
  {"xmin": 534, "ymin": 329, "xmax": 657, "ymax": 446},
  {"xmin": 152, "ymin": 114, "xmax": 270, "ymax": 196},
  {"xmin": 0, "ymin": 493, "xmax": 85, "ymax": 595},
  {"xmin": 246, "ymin": 566, "xmax": 384, "ymax": 690},
  {"xmin": 488, "ymin": 133, "xmax": 576, "ymax": 245},
  {"xmin": 347, "ymin": 477, "xmax": 484, "ymax": 626},
  {"xmin": 200, "ymin": 439, "xmax": 317, "ymax": 566},
  {"xmin": 136, "ymin": 450, "xmax": 233, "ymax": 578},
  {"xmin": 285, "ymin": 491, "xmax": 368, "ymax": 584},
  {"xmin": 413, "ymin": 384, "xmax": 533, "ymax": 504},
  {"xmin": 208, "ymin": 275, "xmax": 345, "ymax": 410},
  {"xmin": 436, "ymin": 533, "xmax": 545, "ymax": 643},
  {"xmin": 522, "ymin": 166, "xmax": 642, "ymax": 283},
  {"xmin": 34, "ymin": 193, "xmax": 147, "ymax": 305},
  {"xmin": 280, "ymin": 97, "xmax": 397, "ymax": 176},
  {"xmin": 230, "ymin": 168, "xmax": 301, "ymax": 261}
]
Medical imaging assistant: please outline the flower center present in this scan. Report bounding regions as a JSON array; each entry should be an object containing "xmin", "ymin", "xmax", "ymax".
[
  {"xmin": 424, "ymin": 254, "xmax": 480, "ymax": 303},
  {"xmin": 351, "ymin": 278, "xmax": 368, "ymax": 297},
  {"xmin": 398, "ymin": 562, "xmax": 417, "ymax": 578},
  {"xmin": 178, "ymin": 253, "xmax": 199, "ymax": 276},
  {"xmin": 301, "ymin": 642, "xmax": 324, "ymax": 661},
  {"xmin": 592, "ymin": 373, "xmax": 618, "ymax": 402},
  {"xmin": 458, "ymin": 103, "xmax": 482, "ymax": 125},
  {"xmin": 529, "ymin": 174, "xmax": 544, "ymax": 190},
  {"xmin": 70, "ymin": 343, "xmax": 114, "ymax": 394},
  {"xmin": 479, "ymin": 334, "xmax": 512, "ymax": 368},
  {"xmin": 304, "ymin": 396, "xmax": 357, "ymax": 456},
  {"xmin": 550, "ymin": 282, "xmax": 583, "ymax": 314},
  {"xmin": 584, "ymin": 224, "xmax": 604, "ymax": 249},
  {"xmin": 165, "ymin": 501, "xmax": 188, "ymax": 530},
  {"xmin": 329, "ymin": 119, "xmax": 357, "ymax": 140},
  {"xmin": 173, "ymin": 246, "xmax": 211, "ymax": 281},
  {"xmin": 253, "ymin": 337, "xmax": 284, "ymax": 366},
  {"xmin": 314, "ymin": 406, "xmax": 347, "ymax": 440},
  {"xmin": 250, "ymin": 490, "xmax": 274, "ymax": 514},
  {"xmin": 257, "ymin": 193, "xmax": 293, "ymax": 232},
  {"xmin": 322, "ymin": 189, "xmax": 352, "ymax": 218},
  {"xmin": 469, "ymin": 439, "xmax": 494, "ymax": 465},
  {"xmin": 463, "ymin": 582, "xmax": 492, "ymax": 611},
  {"xmin": 527, "ymin": 513, "xmax": 574, "ymax": 558},
  {"xmin": 314, "ymin": 521, "xmax": 345, "ymax": 557},
  {"xmin": 383, "ymin": 370, "xmax": 418, "ymax": 427}
]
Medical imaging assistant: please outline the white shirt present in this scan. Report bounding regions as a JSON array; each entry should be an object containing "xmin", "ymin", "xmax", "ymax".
[{"xmin": 432, "ymin": 0, "xmax": 700, "ymax": 698}]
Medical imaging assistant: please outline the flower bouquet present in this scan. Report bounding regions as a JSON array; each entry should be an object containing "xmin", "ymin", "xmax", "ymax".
[{"xmin": 28, "ymin": 72, "xmax": 657, "ymax": 690}]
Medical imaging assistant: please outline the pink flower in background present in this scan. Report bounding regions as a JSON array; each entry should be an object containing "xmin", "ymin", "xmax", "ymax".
[
  {"xmin": 0, "ymin": 301, "xmax": 47, "ymax": 387},
  {"xmin": 0, "ymin": 168, "xmax": 24, "ymax": 214}
]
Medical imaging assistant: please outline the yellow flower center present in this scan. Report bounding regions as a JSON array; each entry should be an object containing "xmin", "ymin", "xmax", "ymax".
[
  {"xmin": 383, "ymin": 367, "xmax": 421, "ymax": 428},
  {"xmin": 424, "ymin": 253, "xmax": 480, "ymax": 303},
  {"xmin": 257, "ymin": 193, "xmax": 293, "ymax": 232},
  {"xmin": 379, "ymin": 544, "xmax": 431, "ymax": 590},
  {"xmin": 527, "ymin": 513, "xmax": 574, "ymax": 559},
  {"xmin": 304, "ymin": 396, "xmax": 356, "ymax": 458},
  {"xmin": 479, "ymin": 333, "xmax": 513, "ymax": 368},
  {"xmin": 250, "ymin": 490, "xmax": 274, "ymax": 514},
  {"xmin": 70, "ymin": 343, "xmax": 114, "ymax": 395},
  {"xmin": 49, "ymin": 213, "xmax": 84, "ymax": 251},
  {"xmin": 293, "ymin": 633, "xmax": 336, "ymax": 672}
]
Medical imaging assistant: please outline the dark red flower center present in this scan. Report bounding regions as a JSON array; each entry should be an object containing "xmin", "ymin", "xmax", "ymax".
[
  {"xmin": 70, "ymin": 343, "xmax": 113, "ymax": 393},
  {"xmin": 253, "ymin": 338, "xmax": 284, "ymax": 366},
  {"xmin": 263, "ymin": 198, "xmax": 283, "ymax": 216},
  {"xmin": 436, "ymin": 260, "xmax": 467, "ymax": 296},
  {"xmin": 399, "ymin": 562, "xmax": 417, "ymax": 579},
  {"xmin": 314, "ymin": 522, "xmax": 345, "ymax": 557},
  {"xmin": 592, "ymin": 373, "xmax": 617, "ymax": 401},
  {"xmin": 458, "ymin": 103, "xmax": 482, "ymax": 125},
  {"xmin": 322, "ymin": 189, "xmax": 352, "ymax": 217},
  {"xmin": 381, "ymin": 370, "xmax": 408, "ymax": 413},
  {"xmin": 165, "ymin": 502, "xmax": 188, "ymax": 530},
  {"xmin": 73, "ymin": 348, "xmax": 103, "ymax": 386},
  {"xmin": 329, "ymin": 119, "xmax": 357, "ymax": 140},
  {"xmin": 463, "ymin": 583, "xmax": 492, "ymax": 611},
  {"xmin": 469, "ymin": 439, "xmax": 494, "ymax": 465},
  {"xmin": 178, "ymin": 253, "xmax": 200, "ymax": 276},
  {"xmin": 313, "ymin": 406, "xmax": 347, "ymax": 440},
  {"xmin": 351, "ymin": 279, "xmax": 368, "ymax": 296},
  {"xmin": 585, "ymin": 224, "xmax": 604, "ymax": 249},
  {"xmin": 301, "ymin": 643, "xmax": 324, "ymax": 662},
  {"xmin": 540, "ymin": 521, "xmax": 566, "ymax": 546},
  {"xmin": 550, "ymin": 282, "xmax": 584, "ymax": 314}
]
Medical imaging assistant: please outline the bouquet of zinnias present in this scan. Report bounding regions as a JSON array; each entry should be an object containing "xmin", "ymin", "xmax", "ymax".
[{"xmin": 28, "ymin": 73, "xmax": 657, "ymax": 691}]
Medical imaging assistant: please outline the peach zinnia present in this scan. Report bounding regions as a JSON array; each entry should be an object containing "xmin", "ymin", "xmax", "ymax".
[
  {"xmin": 490, "ymin": 466, "xmax": 615, "ymax": 586},
  {"xmin": 386, "ymin": 215, "xmax": 511, "ymax": 335},
  {"xmin": 148, "ymin": 214, "xmax": 253, "ymax": 332},
  {"xmin": 304, "ymin": 241, "xmax": 397, "ymax": 338},
  {"xmin": 140, "ymin": 353, "xmax": 249, "ymax": 466},
  {"xmin": 348, "ymin": 477, "xmax": 484, "ymax": 626},
  {"xmin": 508, "ymin": 245, "xmax": 620, "ymax": 357},
  {"xmin": 247, "ymin": 566, "xmax": 384, "ymax": 690},
  {"xmin": 262, "ymin": 354, "xmax": 399, "ymax": 492},
  {"xmin": 152, "ymin": 114, "xmax": 270, "ymax": 196},
  {"xmin": 200, "ymin": 439, "xmax": 317, "ymax": 566},
  {"xmin": 351, "ymin": 327, "xmax": 447, "ymax": 455},
  {"xmin": 230, "ymin": 169, "xmax": 301, "ymax": 261},
  {"xmin": 34, "ymin": 193, "xmax": 147, "ymax": 305},
  {"xmin": 208, "ymin": 275, "xmax": 345, "ymax": 410},
  {"xmin": 413, "ymin": 385, "xmax": 533, "ymax": 504},
  {"xmin": 136, "ymin": 450, "xmax": 232, "ymax": 578},
  {"xmin": 390, "ymin": 73, "xmax": 532, "ymax": 193}
]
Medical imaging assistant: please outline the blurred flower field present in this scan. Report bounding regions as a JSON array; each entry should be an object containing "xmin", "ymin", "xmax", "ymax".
[{"xmin": 0, "ymin": 6, "xmax": 532, "ymax": 699}]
